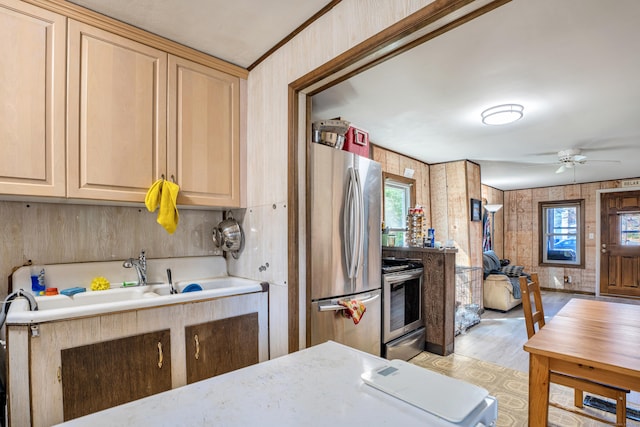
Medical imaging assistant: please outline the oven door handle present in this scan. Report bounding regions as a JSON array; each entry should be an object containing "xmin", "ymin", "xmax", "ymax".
[
  {"xmin": 317, "ymin": 293, "xmax": 380, "ymax": 312},
  {"xmin": 385, "ymin": 272, "xmax": 422, "ymax": 283}
]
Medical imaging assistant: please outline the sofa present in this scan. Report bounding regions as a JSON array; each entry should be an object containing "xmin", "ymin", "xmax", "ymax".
[{"xmin": 482, "ymin": 251, "xmax": 525, "ymax": 312}]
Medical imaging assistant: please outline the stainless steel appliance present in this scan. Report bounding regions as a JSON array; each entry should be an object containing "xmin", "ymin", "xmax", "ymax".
[
  {"xmin": 308, "ymin": 142, "xmax": 382, "ymax": 356},
  {"xmin": 382, "ymin": 258, "xmax": 424, "ymax": 360}
]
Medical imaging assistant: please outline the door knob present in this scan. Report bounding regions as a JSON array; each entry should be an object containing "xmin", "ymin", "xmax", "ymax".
[
  {"xmin": 602, "ymin": 243, "xmax": 607, "ymax": 248},
  {"xmin": 601, "ymin": 249, "xmax": 607, "ymax": 253}
]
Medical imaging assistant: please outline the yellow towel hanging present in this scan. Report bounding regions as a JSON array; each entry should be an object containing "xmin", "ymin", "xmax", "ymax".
[
  {"xmin": 158, "ymin": 180, "xmax": 180, "ymax": 234},
  {"xmin": 145, "ymin": 178, "xmax": 164, "ymax": 212},
  {"xmin": 145, "ymin": 178, "xmax": 180, "ymax": 234}
]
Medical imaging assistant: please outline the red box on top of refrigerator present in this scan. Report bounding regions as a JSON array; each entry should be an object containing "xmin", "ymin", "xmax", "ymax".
[{"xmin": 343, "ymin": 125, "xmax": 370, "ymax": 158}]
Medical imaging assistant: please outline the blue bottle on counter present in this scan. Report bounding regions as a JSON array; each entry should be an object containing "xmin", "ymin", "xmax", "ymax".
[
  {"xmin": 425, "ymin": 228, "xmax": 435, "ymax": 248},
  {"xmin": 31, "ymin": 268, "xmax": 46, "ymax": 295}
]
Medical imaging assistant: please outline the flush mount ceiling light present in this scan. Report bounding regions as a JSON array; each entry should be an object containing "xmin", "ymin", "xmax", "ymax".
[{"xmin": 481, "ymin": 104, "xmax": 524, "ymax": 125}]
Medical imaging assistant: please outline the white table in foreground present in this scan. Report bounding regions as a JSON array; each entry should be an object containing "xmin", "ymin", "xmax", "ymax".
[{"xmin": 55, "ymin": 341, "xmax": 496, "ymax": 427}]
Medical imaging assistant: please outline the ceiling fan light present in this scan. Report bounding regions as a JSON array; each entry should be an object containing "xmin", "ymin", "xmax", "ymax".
[{"xmin": 481, "ymin": 104, "xmax": 524, "ymax": 125}]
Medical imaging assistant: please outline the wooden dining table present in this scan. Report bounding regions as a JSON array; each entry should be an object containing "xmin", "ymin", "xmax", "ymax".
[{"xmin": 523, "ymin": 298, "xmax": 640, "ymax": 426}]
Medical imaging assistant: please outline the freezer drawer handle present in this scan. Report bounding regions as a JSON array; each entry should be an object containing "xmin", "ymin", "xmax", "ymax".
[{"xmin": 318, "ymin": 293, "xmax": 380, "ymax": 312}]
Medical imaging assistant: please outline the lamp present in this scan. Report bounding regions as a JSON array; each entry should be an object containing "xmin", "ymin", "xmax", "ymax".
[
  {"xmin": 484, "ymin": 204, "xmax": 503, "ymax": 250},
  {"xmin": 481, "ymin": 104, "xmax": 524, "ymax": 125}
]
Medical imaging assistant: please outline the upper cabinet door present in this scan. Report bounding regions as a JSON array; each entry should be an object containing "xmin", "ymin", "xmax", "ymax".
[
  {"xmin": 0, "ymin": 0, "xmax": 66, "ymax": 197},
  {"xmin": 67, "ymin": 20, "xmax": 167, "ymax": 202},
  {"xmin": 168, "ymin": 55, "xmax": 241, "ymax": 207}
]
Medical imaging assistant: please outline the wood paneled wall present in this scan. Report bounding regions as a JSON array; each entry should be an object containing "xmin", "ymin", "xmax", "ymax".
[
  {"xmin": 372, "ymin": 146, "xmax": 483, "ymax": 270},
  {"xmin": 244, "ymin": 0, "xmax": 437, "ymax": 355},
  {"xmin": 371, "ymin": 145, "xmax": 431, "ymax": 226},
  {"xmin": 503, "ymin": 179, "xmax": 635, "ymax": 293},
  {"xmin": 0, "ymin": 201, "xmax": 222, "ymax": 296},
  {"xmin": 430, "ymin": 161, "xmax": 482, "ymax": 269}
]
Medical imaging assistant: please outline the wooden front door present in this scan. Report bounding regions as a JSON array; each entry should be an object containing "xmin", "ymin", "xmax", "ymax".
[{"xmin": 600, "ymin": 191, "xmax": 640, "ymax": 296}]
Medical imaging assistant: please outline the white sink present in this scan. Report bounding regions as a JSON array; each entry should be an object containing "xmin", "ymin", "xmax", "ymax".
[
  {"xmin": 9, "ymin": 277, "xmax": 264, "ymax": 324},
  {"xmin": 35, "ymin": 295, "xmax": 75, "ymax": 310},
  {"xmin": 35, "ymin": 286, "xmax": 159, "ymax": 311},
  {"xmin": 72, "ymin": 287, "xmax": 160, "ymax": 305},
  {"xmin": 6, "ymin": 257, "xmax": 266, "ymax": 324},
  {"xmin": 152, "ymin": 277, "xmax": 264, "ymax": 296}
]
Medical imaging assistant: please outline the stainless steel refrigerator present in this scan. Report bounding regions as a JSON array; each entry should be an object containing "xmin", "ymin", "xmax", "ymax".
[{"xmin": 308, "ymin": 142, "xmax": 382, "ymax": 356}]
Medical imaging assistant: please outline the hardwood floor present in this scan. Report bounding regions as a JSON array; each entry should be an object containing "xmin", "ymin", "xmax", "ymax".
[{"xmin": 454, "ymin": 291, "xmax": 640, "ymax": 373}]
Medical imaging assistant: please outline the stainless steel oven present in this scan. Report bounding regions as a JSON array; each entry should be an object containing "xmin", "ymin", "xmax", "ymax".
[{"xmin": 382, "ymin": 258, "xmax": 424, "ymax": 360}]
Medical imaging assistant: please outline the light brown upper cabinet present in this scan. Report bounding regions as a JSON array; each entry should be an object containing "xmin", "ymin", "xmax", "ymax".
[
  {"xmin": 168, "ymin": 55, "xmax": 241, "ymax": 207},
  {"xmin": 2, "ymin": 4, "xmax": 242, "ymax": 207},
  {"xmin": 66, "ymin": 21, "xmax": 241, "ymax": 207},
  {"xmin": 66, "ymin": 20, "xmax": 168, "ymax": 202},
  {"xmin": 0, "ymin": 0, "xmax": 66, "ymax": 197}
]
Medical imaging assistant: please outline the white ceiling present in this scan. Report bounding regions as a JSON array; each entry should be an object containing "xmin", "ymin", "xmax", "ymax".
[
  {"xmin": 312, "ymin": 0, "xmax": 640, "ymax": 190},
  {"xmin": 68, "ymin": 0, "xmax": 640, "ymax": 191},
  {"xmin": 67, "ymin": 0, "xmax": 332, "ymax": 68}
]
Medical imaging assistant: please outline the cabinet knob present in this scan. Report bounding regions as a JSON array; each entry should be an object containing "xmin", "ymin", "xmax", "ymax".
[
  {"xmin": 157, "ymin": 342, "xmax": 164, "ymax": 368},
  {"xmin": 194, "ymin": 334, "xmax": 200, "ymax": 360}
]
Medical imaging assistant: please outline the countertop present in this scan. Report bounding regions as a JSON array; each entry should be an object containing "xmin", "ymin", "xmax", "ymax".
[{"xmin": 54, "ymin": 341, "xmax": 495, "ymax": 427}]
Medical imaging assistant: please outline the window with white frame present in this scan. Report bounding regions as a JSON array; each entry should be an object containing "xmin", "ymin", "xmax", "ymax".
[
  {"xmin": 383, "ymin": 173, "xmax": 414, "ymax": 232},
  {"xmin": 539, "ymin": 200, "xmax": 584, "ymax": 267}
]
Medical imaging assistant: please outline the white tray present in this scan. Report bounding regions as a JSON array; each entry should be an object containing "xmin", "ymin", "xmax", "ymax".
[{"xmin": 361, "ymin": 359, "xmax": 489, "ymax": 423}]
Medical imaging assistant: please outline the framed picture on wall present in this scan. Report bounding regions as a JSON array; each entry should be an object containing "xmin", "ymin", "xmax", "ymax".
[{"xmin": 470, "ymin": 198, "xmax": 482, "ymax": 222}]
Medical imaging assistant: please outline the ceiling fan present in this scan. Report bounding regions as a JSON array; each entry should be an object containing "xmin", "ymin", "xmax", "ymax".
[
  {"xmin": 555, "ymin": 149, "xmax": 586, "ymax": 174},
  {"xmin": 553, "ymin": 148, "xmax": 619, "ymax": 174}
]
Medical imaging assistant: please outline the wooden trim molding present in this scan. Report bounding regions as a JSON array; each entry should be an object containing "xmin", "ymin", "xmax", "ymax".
[
  {"xmin": 248, "ymin": 0, "xmax": 343, "ymax": 71},
  {"xmin": 22, "ymin": 0, "xmax": 248, "ymax": 79},
  {"xmin": 287, "ymin": 85, "xmax": 300, "ymax": 352},
  {"xmin": 287, "ymin": 0, "xmax": 512, "ymax": 352}
]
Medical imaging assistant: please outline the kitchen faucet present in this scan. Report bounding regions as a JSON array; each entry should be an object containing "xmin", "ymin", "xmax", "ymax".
[{"xmin": 123, "ymin": 250, "xmax": 147, "ymax": 286}]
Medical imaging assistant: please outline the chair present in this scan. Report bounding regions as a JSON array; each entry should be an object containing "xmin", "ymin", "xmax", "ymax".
[
  {"xmin": 482, "ymin": 251, "xmax": 523, "ymax": 312},
  {"xmin": 520, "ymin": 274, "xmax": 629, "ymax": 426}
]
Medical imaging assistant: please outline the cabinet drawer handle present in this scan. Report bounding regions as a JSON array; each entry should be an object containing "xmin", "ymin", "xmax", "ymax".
[
  {"xmin": 157, "ymin": 342, "xmax": 163, "ymax": 368},
  {"xmin": 194, "ymin": 334, "xmax": 200, "ymax": 360}
]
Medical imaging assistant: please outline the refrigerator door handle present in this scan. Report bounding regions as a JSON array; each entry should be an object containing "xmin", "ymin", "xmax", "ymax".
[
  {"xmin": 317, "ymin": 292, "xmax": 381, "ymax": 312},
  {"xmin": 343, "ymin": 167, "xmax": 358, "ymax": 280},
  {"xmin": 353, "ymin": 168, "xmax": 364, "ymax": 281}
]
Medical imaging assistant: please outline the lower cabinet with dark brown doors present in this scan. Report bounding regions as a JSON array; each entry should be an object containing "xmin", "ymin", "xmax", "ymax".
[
  {"xmin": 61, "ymin": 330, "xmax": 172, "ymax": 421},
  {"xmin": 185, "ymin": 312, "xmax": 259, "ymax": 384}
]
